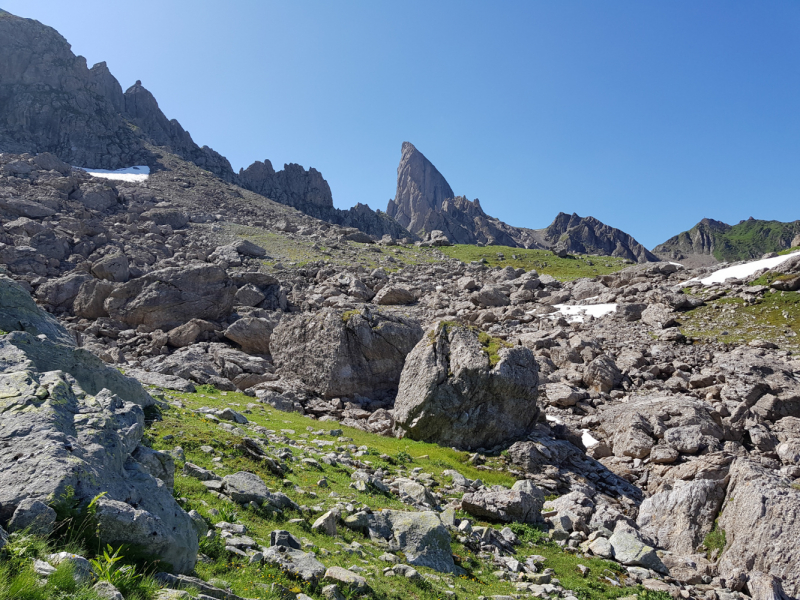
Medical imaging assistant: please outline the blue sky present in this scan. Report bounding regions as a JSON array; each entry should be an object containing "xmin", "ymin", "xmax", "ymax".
[{"xmin": 5, "ymin": 1, "xmax": 800, "ymax": 248}]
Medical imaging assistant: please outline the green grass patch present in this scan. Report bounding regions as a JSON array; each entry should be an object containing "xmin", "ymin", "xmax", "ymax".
[
  {"xmin": 439, "ymin": 245, "xmax": 630, "ymax": 280},
  {"xmin": 702, "ymin": 521, "xmax": 726, "ymax": 559},
  {"xmin": 477, "ymin": 330, "xmax": 512, "ymax": 366},
  {"xmin": 680, "ymin": 290, "xmax": 800, "ymax": 351}
]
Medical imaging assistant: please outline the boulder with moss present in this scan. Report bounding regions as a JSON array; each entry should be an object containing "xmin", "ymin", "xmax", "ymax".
[{"xmin": 393, "ymin": 321, "xmax": 539, "ymax": 450}]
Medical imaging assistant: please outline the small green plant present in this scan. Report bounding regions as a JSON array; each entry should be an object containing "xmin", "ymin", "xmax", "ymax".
[
  {"xmin": 396, "ymin": 450, "xmax": 413, "ymax": 464},
  {"xmin": 341, "ymin": 309, "xmax": 361, "ymax": 323},
  {"xmin": 195, "ymin": 384, "xmax": 218, "ymax": 394},
  {"xmin": 507, "ymin": 522, "xmax": 548, "ymax": 545},
  {"xmin": 477, "ymin": 331, "xmax": 513, "ymax": 367},
  {"xmin": 702, "ymin": 520, "xmax": 726, "ymax": 558},
  {"xmin": 90, "ymin": 544, "xmax": 141, "ymax": 590},
  {"xmin": 217, "ymin": 505, "xmax": 239, "ymax": 524},
  {"xmin": 638, "ymin": 590, "xmax": 675, "ymax": 600}
]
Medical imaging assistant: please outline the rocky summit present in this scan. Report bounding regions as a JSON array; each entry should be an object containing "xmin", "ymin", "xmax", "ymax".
[{"xmin": 0, "ymin": 8, "xmax": 799, "ymax": 600}]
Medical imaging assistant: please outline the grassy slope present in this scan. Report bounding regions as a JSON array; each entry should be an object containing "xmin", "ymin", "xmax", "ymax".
[
  {"xmin": 680, "ymin": 289, "xmax": 800, "ymax": 351},
  {"xmin": 711, "ymin": 220, "xmax": 800, "ymax": 262},
  {"xmin": 439, "ymin": 245, "xmax": 630, "ymax": 281},
  {"xmin": 138, "ymin": 387, "xmax": 642, "ymax": 600}
]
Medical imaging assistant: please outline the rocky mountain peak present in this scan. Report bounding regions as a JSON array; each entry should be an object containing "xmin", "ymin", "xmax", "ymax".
[{"xmin": 387, "ymin": 141, "xmax": 455, "ymax": 234}]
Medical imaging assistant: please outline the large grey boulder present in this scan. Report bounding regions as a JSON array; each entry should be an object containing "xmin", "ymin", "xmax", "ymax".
[
  {"xmin": 263, "ymin": 545, "xmax": 326, "ymax": 582},
  {"xmin": 637, "ymin": 478, "xmax": 728, "ymax": 555},
  {"xmin": 271, "ymin": 307, "xmax": 423, "ymax": 398},
  {"xmin": 393, "ymin": 322, "xmax": 539, "ymax": 450},
  {"xmin": 717, "ymin": 459, "xmax": 800, "ymax": 597},
  {"xmin": 91, "ymin": 253, "xmax": 130, "ymax": 282},
  {"xmin": 461, "ymin": 481, "xmax": 545, "ymax": 524},
  {"xmin": 105, "ymin": 264, "xmax": 236, "ymax": 330},
  {"xmin": 0, "ymin": 356, "xmax": 196, "ymax": 571},
  {"xmin": 34, "ymin": 273, "xmax": 91, "ymax": 309},
  {"xmin": 223, "ymin": 471, "xmax": 269, "ymax": 505},
  {"xmin": 367, "ymin": 510, "xmax": 455, "ymax": 573},
  {"xmin": 7, "ymin": 498, "xmax": 57, "ymax": 535},
  {"xmin": 94, "ymin": 497, "xmax": 196, "ymax": 574},
  {"xmin": 608, "ymin": 528, "xmax": 667, "ymax": 573},
  {"xmin": 224, "ymin": 316, "xmax": 279, "ymax": 355},
  {"xmin": 0, "ymin": 275, "xmax": 73, "ymax": 344}
]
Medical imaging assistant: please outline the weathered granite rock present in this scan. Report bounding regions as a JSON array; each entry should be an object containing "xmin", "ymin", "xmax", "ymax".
[
  {"xmin": 262, "ymin": 546, "xmax": 325, "ymax": 582},
  {"xmin": 717, "ymin": 459, "xmax": 800, "ymax": 597},
  {"xmin": 271, "ymin": 307, "xmax": 422, "ymax": 398},
  {"xmin": 105, "ymin": 265, "xmax": 236, "ymax": 330},
  {"xmin": 393, "ymin": 322, "xmax": 539, "ymax": 450},
  {"xmin": 224, "ymin": 316, "xmax": 279, "ymax": 355},
  {"xmin": 461, "ymin": 481, "xmax": 545, "ymax": 524},
  {"xmin": 367, "ymin": 510, "xmax": 455, "ymax": 573}
]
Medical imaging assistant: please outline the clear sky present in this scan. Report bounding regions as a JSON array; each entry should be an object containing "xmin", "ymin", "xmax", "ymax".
[{"xmin": 4, "ymin": 1, "xmax": 799, "ymax": 248}]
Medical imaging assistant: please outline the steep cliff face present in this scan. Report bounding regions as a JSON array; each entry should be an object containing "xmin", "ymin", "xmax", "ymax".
[
  {"xmin": 238, "ymin": 160, "xmax": 412, "ymax": 240},
  {"xmin": 385, "ymin": 142, "xmax": 543, "ymax": 247},
  {"xmin": 539, "ymin": 212, "xmax": 658, "ymax": 263},
  {"xmin": 0, "ymin": 11, "xmax": 149, "ymax": 168},
  {"xmin": 654, "ymin": 217, "xmax": 800, "ymax": 263},
  {"xmin": 123, "ymin": 81, "xmax": 235, "ymax": 181},
  {"xmin": 387, "ymin": 142, "xmax": 455, "ymax": 233}
]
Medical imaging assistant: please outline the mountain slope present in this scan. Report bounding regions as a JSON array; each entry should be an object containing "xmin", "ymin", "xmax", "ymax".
[
  {"xmin": 654, "ymin": 217, "xmax": 800, "ymax": 263},
  {"xmin": 535, "ymin": 212, "xmax": 658, "ymax": 263},
  {"xmin": 0, "ymin": 10, "xmax": 407, "ymax": 240}
]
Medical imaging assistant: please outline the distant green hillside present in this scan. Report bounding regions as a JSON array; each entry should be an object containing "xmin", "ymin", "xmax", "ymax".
[{"xmin": 654, "ymin": 218, "xmax": 800, "ymax": 262}]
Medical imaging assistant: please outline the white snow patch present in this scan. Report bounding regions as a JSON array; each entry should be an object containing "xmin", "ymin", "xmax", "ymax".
[
  {"xmin": 545, "ymin": 414, "xmax": 564, "ymax": 425},
  {"xmin": 76, "ymin": 165, "xmax": 150, "ymax": 182},
  {"xmin": 692, "ymin": 251, "xmax": 800, "ymax": 286},
  {"xmin": 581, "ymin": 429, "xmax": 600, "ymax": 448},
  {"xmin": 549, "ymin": 303, "xmax": 618, "ymax": 323}
]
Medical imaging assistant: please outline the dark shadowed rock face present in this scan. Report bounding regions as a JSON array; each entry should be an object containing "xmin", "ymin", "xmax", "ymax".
[
  {"xmin": 0, "ymin": 11, "xmax": 149, "ymax": 168},
  {"xmin": 540, "ymin": 212, "xmax": 658, "ymax": 263},
  {"xmin": 271, "ymin": 307, "xmax": 423, "ymax": 399},
  {"xmin": 393, "ymin": 322, "xmax": 540, "ymax": 450},
  {"xmin": 239, "ymin": 160, "xmax": 411, "ymax": 240}
]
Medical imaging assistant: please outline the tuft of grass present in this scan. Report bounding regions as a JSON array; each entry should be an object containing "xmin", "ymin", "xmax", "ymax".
[
  {"xmin": 702, "ymin": 520, "xmax": 726, "ymax": 558},
  {"xmin": 341, "ymin": 309, "xmax": 361, "ymax": 323},
  {"xmin": 477, "ymin": 330, "xmax": 512, "ymax": 367}
]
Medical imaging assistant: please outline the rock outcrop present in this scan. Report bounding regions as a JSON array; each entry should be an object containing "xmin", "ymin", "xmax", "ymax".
[
  {"xmin": 385, "ymin": 142, "xmax": 540, "ymax": 247},
  {"xmin": 0, "ymin": 278, "xmax": 197, "ymax": 572},
  {"xmin": 271, "ymin": 307, "xmax": 423, "ymax": 399},
  {"xmin": 393, "ymin": 322, "xmax": 539, "ymax": 449}
]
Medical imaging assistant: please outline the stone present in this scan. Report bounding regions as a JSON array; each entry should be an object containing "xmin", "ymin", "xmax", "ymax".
[
  {"xmin": 642, "ymin": 304, "xmax": 679, "ymax": 329},
  {"xmin": 49, "ymin": 552, "xmax": 94, "ymax": 585},
  {"xmin": 234, "ymin": 284, "xmax": 266, "ymax": 307},
  {"xmin": 461, "ymin": 481, "xmax": 545, "ymax": 524},
  {"xmin": 73, "ymin": 279, "xmax": 115, "ymax": 319},
  {"xmin": 608, "ymin": 529, "xmax": 667, "ymax": 573},
  {"xmin": 166, "ymin": 319, "xmax": 219, "ymax": 348},
  {"xmin": 224, "ymin": 316, "xmax": 278, "ymax": 355},
  {"xmin": 324, "ymin": 566, "xmax": 368, "ymax": 592},
  {"xmin": 105, "ymin": 264, "xmax": 236, "ymax": 330},
  {"xmin": 7, "ymin": 498, "xmax": 57, "ymax": 535},
  {"xmin": 93, "ymin": 581, "xmax": 125, "ymax": 600},
  {"xmin": 367, "ymin": 510, "xmax": 455, "ymax": 573},
  {"xmin": 91, "ymin": 253, "xmax": 130, "ymax": 282},
  {"xmin": 312, "ymin": 510, "xmax": 338, "ymax": 536},
  {"xmin": 0, "ymin": 275, "xmax": 74, "ymax": 345},
  {"xmin": 717, "ymin": 459, "xmax": 800, "ymax": 598},
  {"xmin": 393, "ymin": 321, "xmax": 539, "ymax": 450},
  {"xmin": 373, "ymin": 285, "xmax": 416, "ymax": 305},
  {"xmin": 271, "ymin": 307, "xmax": 422, "ymax": 398},
  {"xmin": 270, "ymin": 530, "xmax": 302, "ymax": 549},
  {"xmin": 35, "ymin": 272, "xmax": 92, "ymax": 308},
  {"xmin": 544, "ymin": 383, "xmax": 587, "ymax": 407},
  {"xmin": 637, "ymin": 478, "xmax": 727, "ymax": 555},
  {"xmin": 223, "ymin": 471, "xmax": 270, "ymax": 505},
  {"xmin": 582, "ymin": 354, "xmax": 622, "ymax": 393},
  {"xmin": 182, "ymin": 462, "xmax": 221, "ymax": 482},
  {"xmin": 132, "ymin": 446, "xmax": 176, "ymax": 489},
  {"xmin": 262, "ymin": 546, "xmax": 325, "ymax": 582},
  {"xmin": 588, "ymin": 537, "xmax": 613, "ymax": 558},
  {"xmin": 94, "ymin": 498, "xmax": 197, "ymax": 574}
]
